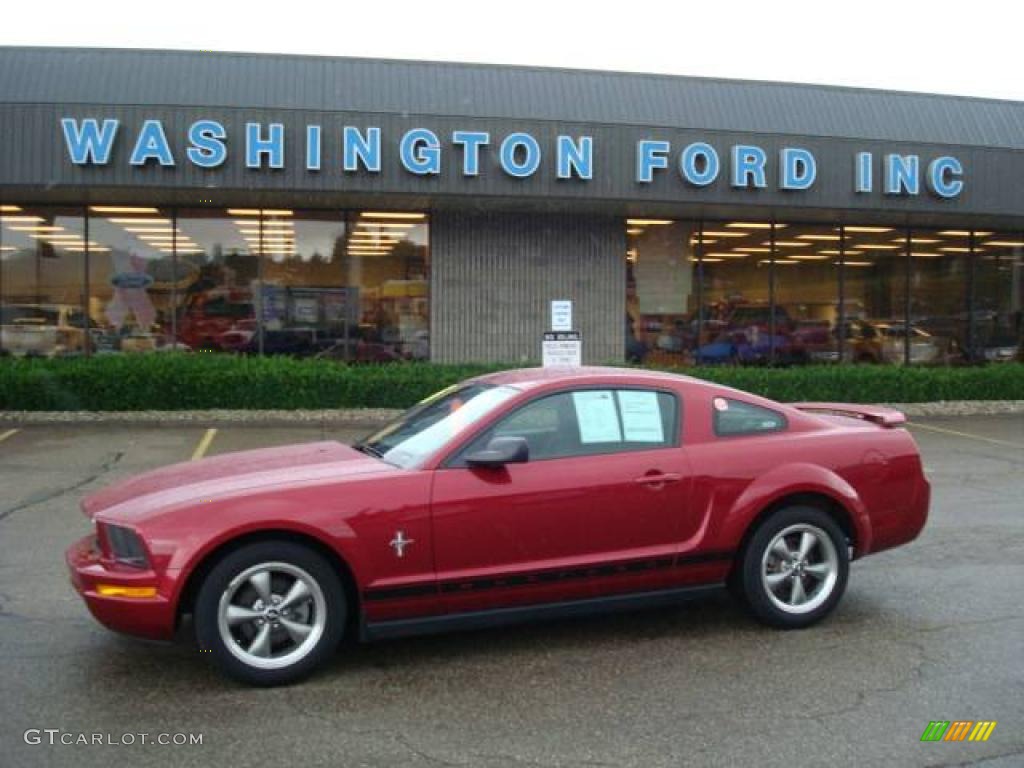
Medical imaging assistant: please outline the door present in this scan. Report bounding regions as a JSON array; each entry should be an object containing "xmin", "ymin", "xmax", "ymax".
[{"xmin": 430, "ymin": 387, "xmax": 691, "ymax": 616}]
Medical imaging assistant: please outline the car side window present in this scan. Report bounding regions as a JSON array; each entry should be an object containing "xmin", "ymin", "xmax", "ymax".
[
  {"xmin": 456, "ymin": 388, "xmax": 679, "ymax": 464},
  {"xmin": 713, "ymin": 398, "xmax": 787, "ymax": 437}
]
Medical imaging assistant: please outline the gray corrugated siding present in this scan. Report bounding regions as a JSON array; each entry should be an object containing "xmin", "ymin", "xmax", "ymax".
[
  {"xmin": 5, "ymin": 102, "xmax": 1023, "ymax": 221},
  {"xmin": 431, "ymin": 212, "xmax": 624, "ymax": 364},
  {"xmin": 3, "ymin": 47, "xmax": 1024, "ymax": 148}
]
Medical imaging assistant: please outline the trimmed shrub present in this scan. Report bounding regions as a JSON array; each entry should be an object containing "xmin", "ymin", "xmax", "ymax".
[{"xmin": 0, "ymin": 355, "xmax": 1021, "ymax": 411}]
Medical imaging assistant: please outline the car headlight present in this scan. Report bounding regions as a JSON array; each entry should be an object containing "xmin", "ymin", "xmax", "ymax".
[{"xmin": 98, "ymin": 523, "xmax": 150, "ymax": 568}]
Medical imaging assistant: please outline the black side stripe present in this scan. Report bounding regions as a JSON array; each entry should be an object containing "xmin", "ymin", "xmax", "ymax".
[
  {"xmin": 364, "ymin": 583, "xmax": 438, "ymax": 601},
  {"xmin": 363, "ymin": 551, "xmax": 734, "ymax": 602}
]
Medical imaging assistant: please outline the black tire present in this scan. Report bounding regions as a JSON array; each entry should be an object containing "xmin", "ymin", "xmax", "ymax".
[
  {"xmin": 737, "ymin": 506, "xmax": 849, "ymax": 629},
  {"xmin": 195, "ymin": 541, "xmax": 346, "ymax": 686}
]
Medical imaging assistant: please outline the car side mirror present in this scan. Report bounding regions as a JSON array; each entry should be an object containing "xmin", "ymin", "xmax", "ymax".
[{"xmin": 465, "ymin": 436, "xmax": 529, "ymax": 468}]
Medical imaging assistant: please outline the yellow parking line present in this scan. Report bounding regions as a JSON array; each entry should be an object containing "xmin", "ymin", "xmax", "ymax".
[
  {"xmin": 191, "ymin": 428, "xmax": 218, "ymax": 461},
  {"xmin": 908, "ymin": 422, "xmax": 1023, "ymax": 450},
  {"xmin": 0, "ymin": 428, "xmax": 19, "ymax": 444}
]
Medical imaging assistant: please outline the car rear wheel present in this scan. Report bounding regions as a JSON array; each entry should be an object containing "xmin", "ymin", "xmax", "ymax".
[
  {"xmin": 738, "ymin": 506, "xmax": 849, "ymax": 629},
  {"xmin": 195, "ymin": 541, "xmax": 346, "ymax": 686}
]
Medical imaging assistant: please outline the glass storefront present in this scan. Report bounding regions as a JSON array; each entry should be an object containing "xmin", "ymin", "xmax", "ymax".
[
  {"xmin": 0, "ymin": 206, "xmax": 430, "ymax": 359},
  {"xmin": 841, "ymin": 225, "xmax": 908, "ymax": 365},
  {"xmin": 974, "ymin": 232, "xmax": 1024, "ymax": 362},
  {"xmin": 907, "ymin": 228, "xmax": 969, "ymax": 365},
  {"xmin": 774, "ymin": 223, "xmax": 841, "ymax": 365},
  {"xmin": 626, "ymin": 219, "xmax": 696, "ymax": 366},
  {"xmin": 86, "ymin": 206, "xmax": 180, "ymax": 353},
  {"xmin": 0, "ymin": 204, "xmax": 1019, "ymax": 366},
  {"xmin": 626, "ymin": 220, "xmax": 1023, "ymax": 366},
  {"xmin": 697, "ymin": 221, "xmax": 774, "ymax": 365},
  {"xmin": 0, "ymin": 206, "xmax": 89, "ymax": 357}
]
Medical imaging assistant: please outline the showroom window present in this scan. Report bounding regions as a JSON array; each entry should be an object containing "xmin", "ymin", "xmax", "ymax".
[
  {"xmin": 772, "ymin": 223, "xmax": 841, "ymax": 364},
  {"xmin": 85, "ymin": 206, "xmax": 179, "ymax": 353},
  {"xmin": 698, "ymin": 221, "xmax": 780, "ymax": 366},
  {"xmin": 175, "ymin": 208, "xmax": 259, "ymax": 353},
  {"xmin": 4, "ymin": 206, "xmax": 430, "ymax": 358},
  {"xmin": 625, "ymin": 218, "xmax": 697, "ymax": 366},
  {"xmin": 839, "ymin": 225, "xmax": 909, "ymax": 364},
  {"xmin": 338, "ymin": 211, "xmax": 430, "ymax": 362},
  {"xmin": 624, "ymin": 219, "xmax": 1021, "ymax": 367},
  {"xmin": 254, "ymin": 209, "xmax": 348, "ymax": 358},
  {"xmin": 906, "ymin": 228, "xmax": 970, "ymax": 365},
  {"xmin": 974, "ymin": 232, "xmax": 1024, "ymax": 363},
  {"xmin": 1, "ymin": 206, "xmax": 88, "ymax": 357},
  {"xmin": 252, "ymin": 210, "xmax": 430, "ymax": 360}
]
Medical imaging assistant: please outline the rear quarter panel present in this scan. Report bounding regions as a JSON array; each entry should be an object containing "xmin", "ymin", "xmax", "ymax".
[{"xmin": 681, "ymin": 386, "xmax": 927, "ymax": 558}]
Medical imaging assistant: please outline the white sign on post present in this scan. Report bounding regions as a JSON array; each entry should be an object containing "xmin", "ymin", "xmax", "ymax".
[
  {"xmin": 542, "ymin": 331, "xmax": 582, "ymax": 367},
  {"xmin": 551, "ymin": 300, "xmax": 573, "ymax": 332}
]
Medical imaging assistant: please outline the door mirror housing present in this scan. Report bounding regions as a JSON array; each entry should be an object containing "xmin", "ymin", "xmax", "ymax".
[{"xmin": 465, "ymin": 436, "xmax": 529, "ymax": 468}]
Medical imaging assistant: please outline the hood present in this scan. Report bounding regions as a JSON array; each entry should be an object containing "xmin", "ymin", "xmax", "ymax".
[{"xmin": 82, "ymin": 441, "xmax": 390, "ymax": 521}]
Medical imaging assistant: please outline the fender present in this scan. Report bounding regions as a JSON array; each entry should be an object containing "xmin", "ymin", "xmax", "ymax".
[
  {"xmin": 164, "ymin": 507, "xmax": 362, "ymax": 617},
  {"xmin": 715, "ymin": 462, "xmax": 873, "ymax": 557}
]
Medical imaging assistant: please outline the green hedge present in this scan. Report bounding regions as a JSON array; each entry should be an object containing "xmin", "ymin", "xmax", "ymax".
[{"xmin": 0, "ymin": 355, "xmax": 1022, "ymax": 411}]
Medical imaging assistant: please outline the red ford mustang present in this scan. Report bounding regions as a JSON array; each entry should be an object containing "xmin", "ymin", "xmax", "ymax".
[{"xmin": 67, "ymin": 367, "xmax": 929, "ymax": 685}]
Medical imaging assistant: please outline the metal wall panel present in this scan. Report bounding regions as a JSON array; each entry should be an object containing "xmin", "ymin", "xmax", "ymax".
[
  {"xmin": 3, "ymin": 102, "xmax": 1024, "ymax": 223},
  {"xmin": 431, "ymin": 212, "xmax": 625, "ymax": 364},
  {"xmin": 3, "ymin": 48, "xmax": 1024, "ymax": 149}
]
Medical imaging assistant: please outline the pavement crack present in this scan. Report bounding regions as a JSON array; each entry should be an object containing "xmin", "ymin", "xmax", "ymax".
[
  {"xmin": 924, "ymin": 746, "xmax": 1024, "ymax": 768},
  {"xmin": 913, "ymin": 615, "xmax": 1024, "ymax": 634},
  {"xmin": 475, "ymin": 753, "xmax": 614, "ymax": 768},
  {"xmin": 390, "ymin": 732, "xmax": 468, "ymax": 767},
  {"xmin": 0, "ymin": 450, "xmax": 124, "ymax": 523},
  {"xmin": 281, "ymin": 691, "xmax": 464, "ymax": 767},
  {"xmin": 803, "ymin": 635, "xmax": 933, "ymax": 724}
]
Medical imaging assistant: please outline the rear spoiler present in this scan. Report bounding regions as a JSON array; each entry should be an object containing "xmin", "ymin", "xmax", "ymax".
[{"xmin": 791, "ymin": 402, "xmax": 908, "ymax": 428}]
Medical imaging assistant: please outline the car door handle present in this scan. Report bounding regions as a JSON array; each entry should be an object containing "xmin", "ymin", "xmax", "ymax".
[{"xmin": 634, "ymin": 472, "xmax": 682, "ymax": 487}]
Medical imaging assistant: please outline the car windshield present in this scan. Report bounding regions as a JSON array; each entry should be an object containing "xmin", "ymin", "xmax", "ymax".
[{"xmin": 356, "ymin": 383, "xmax": 520, "ymax": 468}]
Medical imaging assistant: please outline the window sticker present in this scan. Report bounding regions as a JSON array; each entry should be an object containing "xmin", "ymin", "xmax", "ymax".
[
  {"xmin": 572, "ymin": 390, "xmax": 622, "ymax": 444},
  {"xmin": 617, "ymin": 391, "xmax": 664, "ymax": 443}
]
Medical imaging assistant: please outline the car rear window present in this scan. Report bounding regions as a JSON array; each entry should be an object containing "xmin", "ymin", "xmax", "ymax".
[{"xmin": 713, "ymin": 397, "xmax": 786, "ymax": 436}]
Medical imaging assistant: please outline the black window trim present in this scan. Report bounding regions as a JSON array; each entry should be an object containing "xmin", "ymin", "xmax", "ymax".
[
  {"xmin": 712, "ymin": 397, "xmax": 788, "ymax": 438},
  {"xmin": 442, "ymin": 384, "xmax": 683, "ymax": 468}
]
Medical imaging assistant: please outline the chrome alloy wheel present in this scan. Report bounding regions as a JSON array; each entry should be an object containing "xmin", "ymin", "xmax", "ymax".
[
  {"xmin": 760, "ymin": 524, "xmax": 839, "ymax": 615},
  {"xmin": 216, "ymin": 561, "xmax": 327, "ymax": 670}
]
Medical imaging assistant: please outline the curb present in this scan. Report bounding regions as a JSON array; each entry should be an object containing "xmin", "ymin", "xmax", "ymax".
[
  {"xmin": 881, "ymin": 401, "xmax": 1024, "ymax": 417},
  {"xmin": 1, "ymin": 401, "xmax": 1023, "ymax": 426},
  {"xmin": 0, "ymin": 409, "xmax": 404, "ymax": 428}
]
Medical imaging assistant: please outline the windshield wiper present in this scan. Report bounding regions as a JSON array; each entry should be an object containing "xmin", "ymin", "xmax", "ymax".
[{"xmin": 352, "ymin": 442, "xmax": 384, "ymax": 458}]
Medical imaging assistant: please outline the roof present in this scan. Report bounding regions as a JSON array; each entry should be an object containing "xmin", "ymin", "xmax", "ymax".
[
  {"xmin": 476, "ymin": 366, "xmax": 697, "ymax": 390},
  {"xmin": 2, "ymin": 47, "xmax": 1024, "ymax": 149}
]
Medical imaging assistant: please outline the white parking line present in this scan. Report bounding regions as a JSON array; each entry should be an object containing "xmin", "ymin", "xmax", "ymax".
[
  {"xmin": 908, "ymin": 422, "xmax": 1023, "ymax": 450},
  {"xmin": 0, "ymin": 428, "xmax": 19, "ymax": 445},
  {"xmin": 191, "ymin": 429, "xmax": 218, "ymax": 461}
]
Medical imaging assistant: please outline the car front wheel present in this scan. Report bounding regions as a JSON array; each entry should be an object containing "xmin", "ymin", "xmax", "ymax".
[
  {"xmin": 195, "ymin": 541, "xmax": 346, "ymax": 686},
  {"xmin": 738, "ymin": 506, "xmax": 849, "ymax": 629}
]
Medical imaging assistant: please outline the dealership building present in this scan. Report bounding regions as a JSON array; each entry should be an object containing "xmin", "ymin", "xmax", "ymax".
[{"xmin": 0, "ymin": 47, "xmax": 1021, "ymax": 365}]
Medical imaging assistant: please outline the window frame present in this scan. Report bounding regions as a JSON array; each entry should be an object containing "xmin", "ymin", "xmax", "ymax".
[
  {"xmin": 444, "ymin": 385, "xmax": 682, "ymax": 468},
  {"xmin": 712, "ymin": 397, "xmax": 788, "ymax": 438}
]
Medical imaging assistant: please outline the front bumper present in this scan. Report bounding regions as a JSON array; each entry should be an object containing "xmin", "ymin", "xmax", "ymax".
[{"xmin": 66, "ymin": 534, "xmax": 176, "ymax": 641}]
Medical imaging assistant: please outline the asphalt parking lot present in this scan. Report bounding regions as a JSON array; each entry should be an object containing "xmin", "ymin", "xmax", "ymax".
[{"xmin": 0, "ymin": 416, "xmax": 1021, "ymax": 768}]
